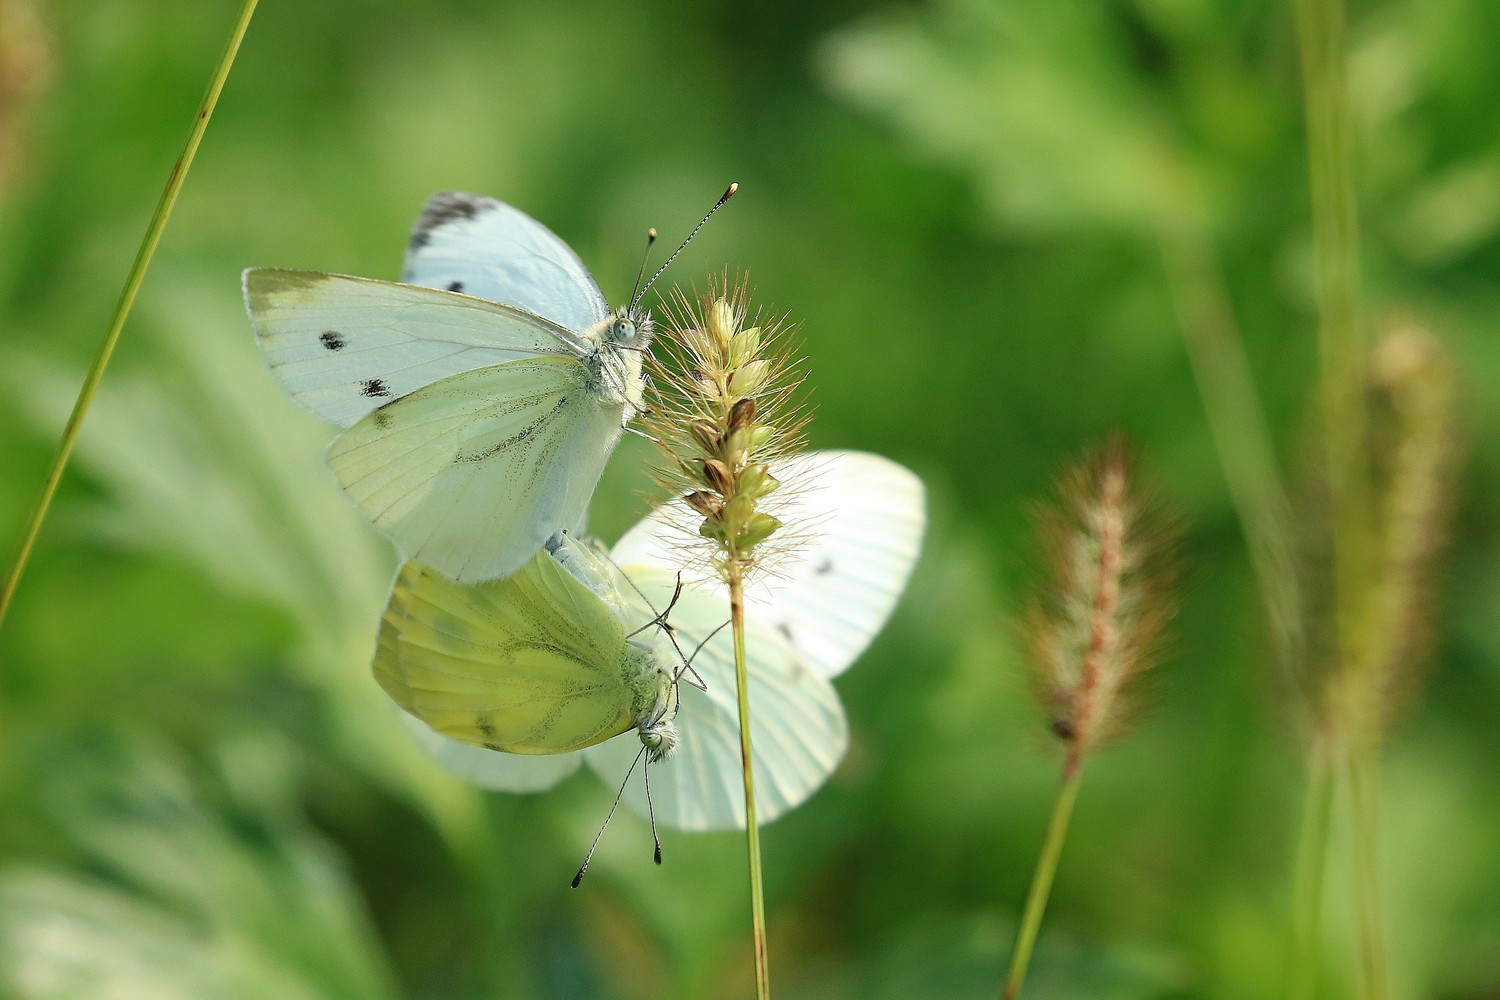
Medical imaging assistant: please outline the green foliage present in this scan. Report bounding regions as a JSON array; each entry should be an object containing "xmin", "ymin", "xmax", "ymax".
[{"xmin": 2, "ymin": 0, "xmax": 1498, "ymax": 997}]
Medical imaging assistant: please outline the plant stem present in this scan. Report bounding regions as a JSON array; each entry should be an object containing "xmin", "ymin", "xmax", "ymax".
[
  {"xmin": 1156, "ymin": 210, "xmax": 1304, "ymax": 696},
  {"xmin": 729, "ymin": 570, "xmax": 770, "ymax": 1000},
  {"xmin": 0, "ymin": 0, "xmax": 260, "ymax": 636},
  {"xmin": 1286, "ymin": 734, "xmax": 1335, "ymax": 1000},
  {"xmin": 1002, "ymin": 765, "xmax": 1083, "ymax": 1000},
  {"xmin": 1296, "ymin": 0, "xmax": 1375, "ymax": 680},
  {"xmin": 1347, "ymin": 735, "xmax": 1387, "ymax": 1000},
  {"xmin": 1295, "ymin": 0, "xmax": 1387, "ymax": 993}
]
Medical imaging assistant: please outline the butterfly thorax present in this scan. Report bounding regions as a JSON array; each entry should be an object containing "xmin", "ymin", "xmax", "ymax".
[
  {"xmin": 620, "ymin": 637, "xmax": 679, "ymax": 763},
  {"xmin": 582, "ymin": 310, "xmax": 651, "ymax": 412}
]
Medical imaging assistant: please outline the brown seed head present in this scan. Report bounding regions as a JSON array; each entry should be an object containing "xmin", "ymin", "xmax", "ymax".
[
  {"xmin": 642, "ymin": 274, "xmax": 808, "ymax": 582},
  {"xmin": 1023, "ymin": 437, "xmax": 1179, "ymax": 778}
]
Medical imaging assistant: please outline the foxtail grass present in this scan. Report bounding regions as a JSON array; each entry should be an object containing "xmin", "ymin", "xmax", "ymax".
[
  {"xmin": 645, "ymin": 277, "xmax": 806, "ymax": 1000},
  {"xmin": 1290, "ymin": 0, "xmax": 1464, "ymax": 993},
  {"xmin": 1004, "ymin": 440, "xmax": 1178, "ymax": 999}
]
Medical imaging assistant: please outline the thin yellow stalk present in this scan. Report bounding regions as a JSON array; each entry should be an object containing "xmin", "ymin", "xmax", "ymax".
[
  {"xmin": 1295, "ymin": 0, "xmax": 1385, "ymax": 991},
  {"xmin": 1002, "ymin": 766, "xmax": 1083, "ymax": 1000},
  {"xmin": 730, "ymin": 571, "xmax": 770, "ymax": 1000},
  {"xmin": 0, "ymin": 0, "xmax": 260, "ymax": 634},
  {"xmin": 1347, "ymin": 735, "xmax": 1387, "ymax": 1000},
  {"xmin": 1285, "ymin": 735, "xmax": 1335, "ymax": 1000}
]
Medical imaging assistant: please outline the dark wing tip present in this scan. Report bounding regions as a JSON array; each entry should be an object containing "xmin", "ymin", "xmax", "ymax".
[{"xmin": 410, "ymin": 192, "xmax": 501, "ymax": 249}]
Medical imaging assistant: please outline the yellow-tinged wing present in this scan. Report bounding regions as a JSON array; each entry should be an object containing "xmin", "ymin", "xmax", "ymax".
[
  {"xmin": 329, "ymin": 356, "xmax": 624, "ymax": 583},
  {"xmin": 374, "ymin": 551, "xmax": 637, "ymax": 755}
]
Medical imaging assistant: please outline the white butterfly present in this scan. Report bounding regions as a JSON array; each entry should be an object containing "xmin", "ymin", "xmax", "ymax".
[
  {"xmin": 242, "ymin": 193, "xmax": 654, "ymax": 583},
  {"xmin": 384, "ymin": 450, "xmax": 926, "ymax": 832}
]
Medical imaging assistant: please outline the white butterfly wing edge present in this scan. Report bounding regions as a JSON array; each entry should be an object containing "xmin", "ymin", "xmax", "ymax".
[
  {"xmin": 397, "ymin": 711, "xmax": 582, "ymax": 793},
  {"xmin": 613, "ymin": 450, "xmax": 927, "ymax": 678},
  {"xmin": 400, "ymin": 192, "xmax": 611, "ymax": 334},
  {"xmin": 582, "ymin": 570, "xmax": 850, "ymax": 831}
]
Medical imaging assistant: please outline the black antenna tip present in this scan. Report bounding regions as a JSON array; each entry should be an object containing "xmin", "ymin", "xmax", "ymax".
[
  {"xmin": 654, "ymin": 844, "xmax": 663, "ymax": 865},
  {"xmin": 571, "ymin": 864, "xmax": 588, "ymax": 889}
]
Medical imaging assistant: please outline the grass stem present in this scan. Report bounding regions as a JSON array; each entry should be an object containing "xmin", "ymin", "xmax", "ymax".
[
  {"xmin": 1002, "ymin": 765, "xmax": 1083, "ymax": 1000},
  {"xmin": 1347, "ymin": 736, "xmax": 1388, "ymax": 1000},
  {"xmin": 1295, "ymin": 0, "xmax": 1387, "ymax": 992},
  {"xmin": 0, "ymin": 0, "xmax": 260, "ymax": 635},
  {"xmin": 1286, "ymin": 735, "xmax": 1335, "ymax": 1000},
  {"xmin": 730, "ymin": 571, "xmax": 771, "ymax": 1000}
]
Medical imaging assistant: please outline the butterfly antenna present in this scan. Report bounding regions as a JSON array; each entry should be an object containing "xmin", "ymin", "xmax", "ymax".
[
  {"xmin": 644, "ymin": 758, "xmax": 663, "ymax": 865},
  {"xmin": 631, "ymin": 182, "xmax": 738, "ymax": 311},
  {"xmin": 628, "ymin": 227, "xmax": 659, "ymax": 310},
  {"xmin": 572, "ymin": 747, "xmax": 646, "ymax": 888},
  {"xmin": 626, "ymin": 572, "xmax": 684, "ymax": 638},
  {"xmin": 618, "ymin": 570, "xmax": 708, "ymax": 692},
  {"xmin": 667, "ymin": 617, "xmax": 731, "ymax": 692}
]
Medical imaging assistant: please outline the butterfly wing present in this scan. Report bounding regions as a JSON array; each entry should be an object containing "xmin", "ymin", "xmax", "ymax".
[
  {"xmin": 244, "ymin": 269, "xmax": 590, "ymax": 428},
  {"xmin": 582, "ymin": 568, "xmax": 848, "ymax": 832},
  {"xmin": 613, "ymin": 450, "xmax": 926, "ymax": 678},
  {"xmin": 389, "ymin": 534, "xmax": 632, "ymax": 790},
  {"xmin": 396, "ymin": 714, "xmax": 583, "ymax": 793},
  {"xmin": 374, "ymin": 555, "xmax": 636, "ymax": 754},
  {"xmin": 328, "ymin": 357, "xmax": 624, "ymax": 582},
  {"xmin": 402, "ymin": 192, "xmax": 610, "ymax": 333}
]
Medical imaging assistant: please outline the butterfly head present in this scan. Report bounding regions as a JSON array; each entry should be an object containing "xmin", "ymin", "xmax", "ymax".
[{"xmin": 603, "ymin": 309, "xmax": 654, "ymax": 351}]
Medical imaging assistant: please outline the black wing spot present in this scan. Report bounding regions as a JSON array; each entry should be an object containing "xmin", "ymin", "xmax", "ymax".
[
  {"xmin": 777, "ymin": 622, "xmax": 795, "ymax": 643},
  {"xmin": 815, "ymin": 558, "xmax": 834, "ymax": 576},
  {"xmin": 372, "ymin": 408, "xmax": 393, "ymax": 430},
  {"xmin": 447, "ymin": 280, "xmax": 464, "ymax": 293},
  {"xmin": 319, "ymin": 330, "xmax": 345, "ymax": 351},
  {"xmin": 409, "ymin": 192, "xmax": 494, "ymax": 250},
  {"xmin": 361, "ymin": 378, "xmax": 392, "ymax": 398}
]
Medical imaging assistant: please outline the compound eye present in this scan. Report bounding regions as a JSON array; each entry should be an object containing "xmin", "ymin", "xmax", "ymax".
[{"xmin": 615, "ymin": 319, "xmax": 636, "ymax": 341}]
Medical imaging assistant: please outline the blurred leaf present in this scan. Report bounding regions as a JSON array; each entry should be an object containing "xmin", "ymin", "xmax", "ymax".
[{"xmin": 0, "ymin": 735, "xmax": 397, "ymax": 1000}]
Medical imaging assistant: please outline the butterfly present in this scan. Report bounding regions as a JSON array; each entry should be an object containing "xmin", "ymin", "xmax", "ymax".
[
  {"xmin": 377, "ymin": 450, "xmax": 926, "ymax": 832},
  {"xmin": 243, "ymin": 188, "xmax": 731, "ymax": 583},
  {"xmin": 375, "ymin": 529, "xmax": 684, "ymax": 764}
]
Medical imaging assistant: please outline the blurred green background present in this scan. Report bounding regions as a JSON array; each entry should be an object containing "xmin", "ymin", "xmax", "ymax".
[{"xmin": 1, "ymin": 0, "xmax": 1498, "ymax": 997}]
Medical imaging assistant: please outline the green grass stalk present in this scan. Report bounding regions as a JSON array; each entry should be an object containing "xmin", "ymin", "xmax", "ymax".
[
  {"xmin": 1156, "ymin": 212, "xmax": 1304, "ymax": 689},
  {"xmin": 1294, "ymin": 0, "xmax": 1386, "ymax": 992},
  {"xmin": 1002, "ymin": 765, "xmax": 1083, "ymax": 1000},
  {"xmin": 0, "ymin": 0, "xmax": 260, "ymax": 635},
  {"xmin": 1347, "ymin": 735, "xmax": 1388, "ymax": 1000},
  {"xmin": 730, "ymin": 571, "xmax": 771, "ymax": 1000},
  {"xmin": 1286, "ymin": 735, "xmax": 1335, "ymax": 1000}
]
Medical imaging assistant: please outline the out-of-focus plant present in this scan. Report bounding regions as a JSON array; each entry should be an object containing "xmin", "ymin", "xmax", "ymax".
[
  {"xmin": 1004, "ymin": 440, "xmax": 1178, "ymax": 999},
  {"xmin": 0, "ymin": 734, "xmax": 398, "ymax": 1000}
]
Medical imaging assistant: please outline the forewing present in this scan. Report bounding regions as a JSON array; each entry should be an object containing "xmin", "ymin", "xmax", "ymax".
[
  {"xmin": 374, "ymin": 555, "xmax": 634, "ymax": 755},
  {"xmin": 582, "ymin": 569, "xmax": 848, "ymax": 832},
  {"xmin": 612, "ymin": 450, "xmax": 925, "ymax": 678},
  {"xmin": 329, "ymin": 357, "xmax": 624, "ymax": 583},
  {"xmin": 402, "ymin": 192, "xmax": 610, "ymax": 333},
  {"xmin": 244, "ymin": 269, "xmax": 589, "ymax": 428}
]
